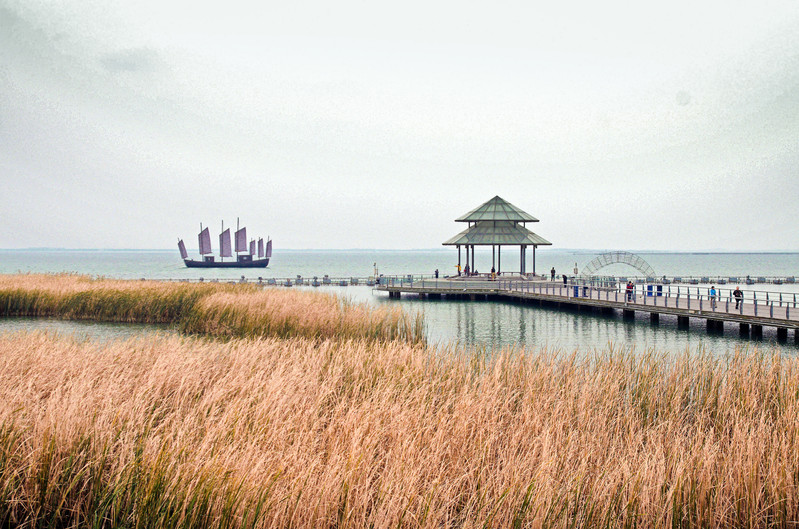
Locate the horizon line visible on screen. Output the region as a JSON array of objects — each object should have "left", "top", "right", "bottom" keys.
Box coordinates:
[{"left": 3, "top": 247, "right": 799, "bottom": 254}]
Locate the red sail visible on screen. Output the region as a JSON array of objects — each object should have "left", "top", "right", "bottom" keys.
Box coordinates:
[
  {"left": 198, "top": 227, "right": 212, "bottom": 255},
  {"left": 177, "top": 239, "right": 188, "bottom": 259},
  {"left": 219, "top": 229, "right": 232, "bottom": 257},
  {"left": 235, "top": 227, "right": 247, "bottom": 253}
]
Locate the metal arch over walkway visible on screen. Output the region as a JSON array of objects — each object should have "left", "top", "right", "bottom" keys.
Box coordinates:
[{"left": 582, "top": 251, "right": 656, "bottom": 277}]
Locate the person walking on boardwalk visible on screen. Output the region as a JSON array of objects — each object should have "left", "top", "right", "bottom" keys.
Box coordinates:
[
  {"left": 733, "top": 286, "right": 743, "bottom": 309},
  {"left": 551, "top": 267, "right": 556, "bottom": 281},
  {"left": 626, "top": 281, "right": 633, "bottom": 302},
  {"left": 562, "top": 274, "right": 567, "bottom": 287},
  {"left": 491, "top": 266, "right": 496, "bottom": 281},
  {"left": 709, "top": 285, "right": 717, "bottom": 309}
]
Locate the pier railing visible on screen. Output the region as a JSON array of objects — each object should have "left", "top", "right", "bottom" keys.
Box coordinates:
[
  {"left": 579, "top": 275, "right": 796, "bottom": 286},
  {"left": 377, "top": 277, "right": 799, "bottom": 323}
]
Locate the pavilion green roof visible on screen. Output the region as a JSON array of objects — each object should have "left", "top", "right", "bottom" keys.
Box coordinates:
[
  {"left": 455, "top": 195, "right": 539, "bottom": 223},
  {"left": 442, "top": 221, "right": 552, "bottom": 246}
]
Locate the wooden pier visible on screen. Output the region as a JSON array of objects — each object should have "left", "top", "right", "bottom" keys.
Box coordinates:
[{"left": 376, "top": 277, "right": 799, "bottom": 341}]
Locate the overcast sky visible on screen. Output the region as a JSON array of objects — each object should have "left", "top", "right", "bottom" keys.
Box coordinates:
[{"left": 1, "top": 0, "right": 798, "bottom": 251}]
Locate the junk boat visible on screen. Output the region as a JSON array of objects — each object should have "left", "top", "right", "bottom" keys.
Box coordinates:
[{"left": 178, "top": 219, "right": 271, "bottom": 268}]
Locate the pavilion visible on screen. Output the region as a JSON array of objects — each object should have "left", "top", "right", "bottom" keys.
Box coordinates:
[{"left": 443, "top": 196, "right": 552, "bottom": 276}]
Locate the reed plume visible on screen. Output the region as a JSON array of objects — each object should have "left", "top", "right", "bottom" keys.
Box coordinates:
[{"left": 1, "top": 332, "right": 797, "bottom": 527}]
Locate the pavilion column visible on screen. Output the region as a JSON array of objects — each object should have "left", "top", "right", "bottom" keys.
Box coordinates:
[
  {"left": 498, "top": 246, "right": 501, "bottom": 274},
  {"left": 471, "top": 245, "right": 475, "bottom": 273},
  {"left": 458, "top": 245, "right": 461, "bottom": 274},
  {"left": 520, "top": 245, "right": 525, "bottom": 275},
  {"left": 532, "top": 245, "right": 536, "bottom": 275},
  {"left": 492, "top": 245, "right": 495, "bottom": 270}
]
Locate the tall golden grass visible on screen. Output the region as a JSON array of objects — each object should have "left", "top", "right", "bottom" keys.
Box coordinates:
[
  {"left": 1, "top": 331, "right": 798, "bottom": 527},
  {"left": 0, "top": 274, "right": 423, "bottom": 343}
]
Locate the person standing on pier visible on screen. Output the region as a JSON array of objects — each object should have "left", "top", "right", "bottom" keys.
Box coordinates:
[
  {"left": 733, "top": 286, "right": 743, "bottom": 309},
  {"left": 562, "top": 274, "right": 567, "bottom": 287},
  {"left": 709, "top": 285, "right": 717, "bottom": 309},
  {"left": 551, "top": 267, "right": 556, "bottom": 281}
]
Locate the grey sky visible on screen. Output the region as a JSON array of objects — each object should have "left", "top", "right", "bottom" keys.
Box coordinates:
[{"left": 1, "top": 0, "right": 798, "bottom": 251}]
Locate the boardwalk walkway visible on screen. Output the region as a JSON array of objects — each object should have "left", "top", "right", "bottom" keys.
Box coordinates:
[{"left": 376, "top": 277, "right": 799, "bottom": 339}]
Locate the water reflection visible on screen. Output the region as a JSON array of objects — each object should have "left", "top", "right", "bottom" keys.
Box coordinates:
[
  {"left": 2, "top": 284, "right": 793, "bottom": 356},
  {"left": 0, "top": 318, "right": 175, "bottom": 342},
  {"left": 373, "top": 290, "right": 798, "bottom": 355}
]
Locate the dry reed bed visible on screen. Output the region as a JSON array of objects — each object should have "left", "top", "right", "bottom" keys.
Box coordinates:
[
  {"left": 1, "top": 332, "right": 798, "bottom": 528},
  {"left": 0, "top": 274, "right": 423, "bottom": 343}
]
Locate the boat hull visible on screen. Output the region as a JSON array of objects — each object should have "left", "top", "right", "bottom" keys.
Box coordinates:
[{"left": 184, "top": 258, "right": 269, "bottom": 268}]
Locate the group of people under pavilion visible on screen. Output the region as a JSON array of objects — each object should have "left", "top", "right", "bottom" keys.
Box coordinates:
[{"left": 443, "top": 196, "right": 551, "bottom": 278}]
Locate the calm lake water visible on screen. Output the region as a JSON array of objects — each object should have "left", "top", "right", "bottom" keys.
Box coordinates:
[{"left": 1, "top": 249, "right": 798, "bottom": 354}]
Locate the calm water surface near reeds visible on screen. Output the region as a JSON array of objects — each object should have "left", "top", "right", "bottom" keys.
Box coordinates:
[
  {"left": 1, "top": 250, "right": 797, "bottom": 354},
  {"left": 0, "top": 318, "right": 175, "bottom": 342}
]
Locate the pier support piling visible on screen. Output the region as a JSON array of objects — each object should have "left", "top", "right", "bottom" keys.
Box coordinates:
[
  {"left": 739, "top": 323, "right": 750, "bottom": 337},
  {"left": 707, "top": 319, "right": 723, "bottom": 334},
  {"left": 650, "top": 313, "right": 659, "bottom": 325},
  {"left": 777, "top": 327, "right": 788, "bottom": 342},
  {"left": 752, "top": 325, "right": 763, "bottom": 338},
  {"left": 623, "top": 309, "right": 635, "bottom": 320},
  {"left": 677, "top": 316, "right": 689, "bottom": 329}
]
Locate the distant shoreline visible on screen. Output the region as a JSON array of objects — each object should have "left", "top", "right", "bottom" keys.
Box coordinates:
[{"left": 3, "top": 248, "right": 799, "bottom": 254}]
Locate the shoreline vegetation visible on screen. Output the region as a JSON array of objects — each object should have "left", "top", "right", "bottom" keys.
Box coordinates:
[
  {"left": 0, "top": 274, "right": 424, "bottom": 343},
  {"left": 1, "top": 274, "right": 799, "bottom": 527}
]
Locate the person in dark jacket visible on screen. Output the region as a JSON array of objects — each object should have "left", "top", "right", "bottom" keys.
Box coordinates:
[{"left": 733, "top": 286, "right": 743, "bottom": 309}]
